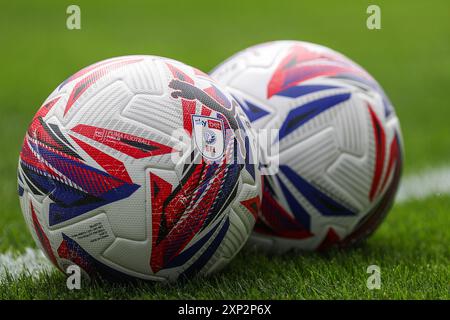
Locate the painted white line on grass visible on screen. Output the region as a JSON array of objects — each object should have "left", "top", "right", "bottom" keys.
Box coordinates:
[
  {"left": 396, "top": 166, "right": 450, "bottom": 203},
  {"left": 0, "top": 247, "right": 52, "bottom": 281},
  {"left": 1, "top": 166, "right": 450, "bottom": 282}
]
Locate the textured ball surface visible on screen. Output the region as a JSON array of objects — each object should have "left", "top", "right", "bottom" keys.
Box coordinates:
[
  {"left": 18, "top": 55, "right": 261, "bottom": 281},
  {"left": 211, "top": 41, "right": 403, "bottom": 252}
]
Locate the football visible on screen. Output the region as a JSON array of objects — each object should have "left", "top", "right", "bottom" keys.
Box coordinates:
[
  {"left": 211, "top": 41, "right": 403, "bottom": 252},
  {"left": 17, "top": 55, "right": 261, "bottom": 281}
]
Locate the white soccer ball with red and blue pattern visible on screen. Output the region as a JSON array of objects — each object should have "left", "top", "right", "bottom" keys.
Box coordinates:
[
  {"left": 18, "top": 55, "right": 261, "bottom": 281},
  {"left": 211, "top": 41, "right": 403, "bottom": 252}
]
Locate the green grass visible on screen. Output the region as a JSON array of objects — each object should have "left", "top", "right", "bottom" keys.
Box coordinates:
[
  {"left": 0, "top": 0, "right": 449, "bottom": 299},
  {"left": 1, "top": 196, "right": 449, "bottom": 299}
]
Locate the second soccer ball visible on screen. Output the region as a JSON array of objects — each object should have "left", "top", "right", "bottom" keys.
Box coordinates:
[{"left": 211, "top": 41, "right": 403, "bottom": 252}]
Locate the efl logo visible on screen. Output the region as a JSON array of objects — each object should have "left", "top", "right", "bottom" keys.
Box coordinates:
[{"left": 192, "top": 115, "right": 225, "bottom": 161}]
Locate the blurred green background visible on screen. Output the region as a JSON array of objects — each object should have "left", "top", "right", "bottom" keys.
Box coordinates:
[
  {"left": 2, "top": 0, "right": 449, "bottom": 179},
  {"left": 0, "top": 0, "right": 449, "bottom": 299}
]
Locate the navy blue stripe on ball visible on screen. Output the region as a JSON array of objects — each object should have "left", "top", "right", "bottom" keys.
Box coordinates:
[
  {"left": 279, "top": 93, "right": 351, "bottom": 140},
  {"left": 280, "top": 165, "right": 356, "bottom": 216}
]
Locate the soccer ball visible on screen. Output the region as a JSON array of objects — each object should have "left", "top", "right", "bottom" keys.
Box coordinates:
[
  {"left": 17, "top": 55, "right": 261, "bottom": 281},
  {"left": 211, "top": 41, "right": 403, "bottom": 252}
]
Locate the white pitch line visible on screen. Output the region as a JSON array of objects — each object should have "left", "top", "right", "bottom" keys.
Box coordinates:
[
  {"left": 1, "top": 166, "right": 450, "bottom": 282},
  {"left": 0, "top": 247, "right": 53, "bottom": 282},
  {"left": 396, "top": 166, "right": 450, "bottom": 203}
]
